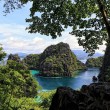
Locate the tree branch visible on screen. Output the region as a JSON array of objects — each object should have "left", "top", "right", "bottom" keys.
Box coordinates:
[{"left": 97, "top": 0, "right": 110, "bottom": 38}]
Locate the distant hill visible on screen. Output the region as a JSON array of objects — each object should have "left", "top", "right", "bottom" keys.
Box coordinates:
[
  {"left": 15, "top": 52, "right": 27, "bottom": 58},
  {"left": 6, "top": 52, "right": 27, "bottom": 59},
  {"left": 72, "top": 50, "right": 103, "bottom": 60},
  {"left": 4, "top": 50, "right": 103, "bottom": 64},
  {"left": 16, "top": 50, "right": 103, "bottom": 60}
]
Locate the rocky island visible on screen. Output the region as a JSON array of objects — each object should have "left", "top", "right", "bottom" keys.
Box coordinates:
[
  {"left": 86, "top": 56, "right": 103, "bottom": 67},
  {"left": 39, "top": 42, "right": 86, "bottom": 77}
]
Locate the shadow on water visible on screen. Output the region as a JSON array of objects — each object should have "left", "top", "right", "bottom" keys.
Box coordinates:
[{"left": 31, "top": 68, "right": 99, "bottom": 91}]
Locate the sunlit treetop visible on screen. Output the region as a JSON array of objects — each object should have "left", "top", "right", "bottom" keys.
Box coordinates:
[{"left": 2, "top": 0, "right": 110, "bottom": 54}]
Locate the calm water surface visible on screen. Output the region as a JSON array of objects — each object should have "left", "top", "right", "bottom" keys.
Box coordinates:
[{"left": 31, "top": 68, "right": 99, "bottom": 91}]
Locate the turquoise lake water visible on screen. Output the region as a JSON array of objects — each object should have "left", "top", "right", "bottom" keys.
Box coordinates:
[
  {"left": 30, "top": 68, "right": 99, "bottom": 91},
  {"left": 30, "top": 70, "right": 40, "bottom": 75}
]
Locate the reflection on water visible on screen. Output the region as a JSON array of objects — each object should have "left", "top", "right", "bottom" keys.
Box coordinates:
[{"left": 31, "top": 68, "right": 99, "bottom": 91}]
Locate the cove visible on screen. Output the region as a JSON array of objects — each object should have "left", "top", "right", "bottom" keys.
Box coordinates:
[{"left": 31, "top": 68, "right": 99, "bottom": 91}]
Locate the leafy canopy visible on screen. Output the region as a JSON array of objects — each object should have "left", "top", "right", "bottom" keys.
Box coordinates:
[
  {"left": 0, "top": 63, "right": 40, "bottom": 109},
  {"left": 2, "top": 0, "right": 110, "bottom": 54},
  {"left": 0, "top": 44, "right": 6, "bottom": 61}
]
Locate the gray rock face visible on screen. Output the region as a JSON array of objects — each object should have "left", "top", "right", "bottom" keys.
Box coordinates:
[{"left": 49, "top": 83, "right": 110, "bottom": 110}]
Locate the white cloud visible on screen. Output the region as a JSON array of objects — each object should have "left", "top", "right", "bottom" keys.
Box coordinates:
[
  {"left": 96, "top": 42, "right": 106, "bottom": 54},
  {"left": 1, "top": 37, "right": 45, "bottom": 53},
  {"left": 62, "top": 32, "right": 83, "bottom": 50},
  {"left": 0, "top": 23, "right": 106, "bottom": 54}
]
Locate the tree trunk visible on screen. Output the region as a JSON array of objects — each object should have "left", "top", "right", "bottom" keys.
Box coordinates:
[
  {"left": 97, "top": 0, "right": 110, "bottom": 81},
  {"left": 98, "top": 42, "right": 110, "bottom": 81}
]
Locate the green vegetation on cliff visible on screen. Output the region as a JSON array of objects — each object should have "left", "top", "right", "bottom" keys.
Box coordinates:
[
  {"left": 86, "top": 56, "right": 103, "bottom": 67},
  {"left": 39, "top": 42, "right": 86, "bottom": 77},
  {"left": 23, "top": 54, "right": 40, "bottom": 70}
]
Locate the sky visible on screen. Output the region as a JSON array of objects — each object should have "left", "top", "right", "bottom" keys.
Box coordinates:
[{"left": 0, "top": 2, "right": 106, "bottom": 54}]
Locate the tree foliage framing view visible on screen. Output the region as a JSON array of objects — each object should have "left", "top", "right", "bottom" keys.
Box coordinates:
[{"left": 2, "top": 0, "right": 110, "bottom": 81}]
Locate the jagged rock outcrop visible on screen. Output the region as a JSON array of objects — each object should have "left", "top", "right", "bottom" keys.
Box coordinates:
[
  {"left": 39, "top": 42, "right": 86, "bottom": 77},
  {"left": 8, "top": 54, "right": 21, "bottom": 62},
  {"left": 49, "top": 83, "right": 110, "bottom": 110},
  {"left": 86, "top": 56, "right": 103, "bottom": 67}
]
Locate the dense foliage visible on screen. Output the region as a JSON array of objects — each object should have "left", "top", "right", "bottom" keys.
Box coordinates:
[
  {"left": 38, "top": 42, "right": 86, "bottom": 77},
  {"left": 0, "top": 63, "right": 55, "bottom": 109},
  {"left": 37, "top": 90, "right": 56, "bottom": 110},
  {"left": 86, "top": 56, "right": 103, "bottom": 67},
  {"left": 23, "top": 54, "right": 40, "bottom": 70},
  {"left": 0, "top": 52, "right": 42, "bottom": 109},
  {"left": 0, "top": 65, "right": 40, "bottom": 109},
  {"left": 7, "top": 60, "right": 28, "bottom": 71}
]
